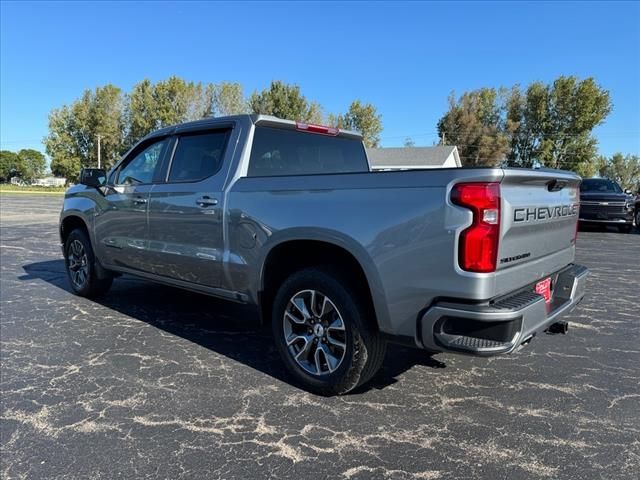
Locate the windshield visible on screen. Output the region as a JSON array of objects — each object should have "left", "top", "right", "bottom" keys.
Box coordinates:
[{"left": 580, "top": 179, "right": 623, "bottom": 194}]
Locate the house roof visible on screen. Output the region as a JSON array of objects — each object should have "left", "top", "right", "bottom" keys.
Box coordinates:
[{"left": 366, "top": 146, "right": 459, "bottom": 168}]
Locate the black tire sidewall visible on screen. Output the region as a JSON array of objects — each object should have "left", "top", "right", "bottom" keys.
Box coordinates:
[
  {"left": 64, "top": 229, "right": 96, "bottom": 296},
  {"left": 272, "top": 268, "right": 370, "bottom": 395}
]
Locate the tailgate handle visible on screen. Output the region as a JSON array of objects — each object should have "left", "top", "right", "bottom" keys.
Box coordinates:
[{"left": 547, "top": 179, "right": 568, "bottom": 192}]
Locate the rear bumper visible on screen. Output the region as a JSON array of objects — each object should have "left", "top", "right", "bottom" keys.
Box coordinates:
[{"left": 420, "top": 264, "right": 589, "bottom": 355}]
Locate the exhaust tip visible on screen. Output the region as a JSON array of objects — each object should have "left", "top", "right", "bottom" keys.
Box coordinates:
[{"left": 546, "top": 321, "right": 569, "bottom": 335}]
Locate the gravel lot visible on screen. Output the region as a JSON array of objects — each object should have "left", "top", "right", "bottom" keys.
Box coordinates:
[{"left": 1, "top": 194, "right": 639, "bottom": 480}]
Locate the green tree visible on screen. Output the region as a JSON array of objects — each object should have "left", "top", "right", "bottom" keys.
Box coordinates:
[
  {"left": 124, "top": 79, "right": 156, "bottom": 149},
  {"left": 45, "top": 84, "right": 124, "bottom": 179},
  {"left": 337, "top": 101, "right": 383, "bottom": 148},
  {"left": 125, "top": 77, "right": 214, "bottom": 148},
  {"left": 328, "top": 101, "right": 383, "bottom": 148},
  {"left": 46, "top": 105, "right": 83, "bottom": 180},
  {"left": 506, "top": 76, "right": 611, "bottom": 171},
  {"left": 403, "top": 137, "right": 415, "bottom": 147},
  {"left": 248, "top": 81, "right": 323, "bottom": 123},
  {"left": 17, "top": 149, "right": 46, "bottom": 181},
  {"left": 506, "top": 83, "right": 547, "bottom": 168},
  {"left": 437, "top": 88, "right": 511, "bottom": 166},
  {"left": 598, "top": 153, "right": 640, "bottom": 191},
  {"left": 50, "top": 155, "right": 82, "bottom": 182},
  {"left": 0, "top": 150, "right": 22, "bottom": 182},
  {"left": 213, "top": 82, "right": 247, "bottom": 116}
]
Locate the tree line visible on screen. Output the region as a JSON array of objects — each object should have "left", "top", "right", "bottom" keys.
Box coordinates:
[
  {"left": 436, "top": 75, "right": 639, "bottom": 190},
  {"left": 42, "top": 78, "right": 383, "bottom": 180},
  {"left": 3, "top": 74, "right": 637, "bottom": 190},
  {"left": 438, "top": 76, "right": 612, "bottom": 174},
  {"left": 0, "top": 149, "right": 46, "bottom": 183}
]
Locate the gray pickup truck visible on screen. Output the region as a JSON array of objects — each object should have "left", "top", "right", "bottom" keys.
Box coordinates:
[{"left": 60, "top": 114, "right": 588, "bottom": 394}]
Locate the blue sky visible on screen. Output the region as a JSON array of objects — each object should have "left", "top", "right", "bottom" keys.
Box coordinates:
[{"left": 1, "top": 0, "right": 639, "bottom": 160}]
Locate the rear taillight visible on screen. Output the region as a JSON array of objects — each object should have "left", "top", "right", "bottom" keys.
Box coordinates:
[
  {"left": 451, "top": 182, "right": 501, "bottom": 273},
  {"left": 295, "top": 122, "right": 339, "bottom": 136}
]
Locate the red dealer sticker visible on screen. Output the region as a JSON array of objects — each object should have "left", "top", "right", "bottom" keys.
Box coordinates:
[{"left": 535, "top": 277, "right": 552, "bottom": 304}]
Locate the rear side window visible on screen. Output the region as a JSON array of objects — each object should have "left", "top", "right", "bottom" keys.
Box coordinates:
[
  {"left": 248, "top": 127, "right": 368, "bottom": 177},
  {"left": 168, "top": 130, "right": 230, "bottom": 183}
]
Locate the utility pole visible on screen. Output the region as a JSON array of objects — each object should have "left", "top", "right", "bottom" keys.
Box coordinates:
[
  {"left": 97, "top": 134, "right": 101, "bottom": 169},
  {"left": 442, "top": 132, "right": 446, "bottom": 145}
]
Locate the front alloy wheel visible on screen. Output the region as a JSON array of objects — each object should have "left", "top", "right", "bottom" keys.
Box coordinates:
[
  {"left": 283, "top": 289, "right": 347, "bottom": 376},
  {"left": 64, "top": 228, "right": 113, "bottom": 298},
  {"left": 68, "top": 239, "right": 89, "bottom": 289}
]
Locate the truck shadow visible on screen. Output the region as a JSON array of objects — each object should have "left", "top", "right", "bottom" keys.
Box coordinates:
[{"left": 21, "top": 259, "right": 447, "bottom": 395}]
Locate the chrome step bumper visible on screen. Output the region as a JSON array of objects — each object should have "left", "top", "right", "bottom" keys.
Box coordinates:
[{"left": 420, "top": 264, "right": 589, "bottom": 355}]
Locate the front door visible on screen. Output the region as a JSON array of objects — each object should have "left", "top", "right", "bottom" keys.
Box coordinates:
[
  {"left": 94, "top": 137, "right": 170, "bottom": 272},
  {"left": 146, "top": 129, "right": 231, "bottom": 287}
]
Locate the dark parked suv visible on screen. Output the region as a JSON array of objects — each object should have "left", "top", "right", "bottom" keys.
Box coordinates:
[{"left": 579, "top": 178, "right": 635, "bottom": 233}]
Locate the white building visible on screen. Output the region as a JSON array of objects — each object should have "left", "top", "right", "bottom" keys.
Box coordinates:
[
  {"left": 32, "top": 176, "right": 67, "bottom": 187},
  {"left": 366, "top": 146, "right": 462, "bottom": 170}
]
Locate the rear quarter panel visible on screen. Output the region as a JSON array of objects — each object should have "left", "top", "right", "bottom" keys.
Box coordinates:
[{"left": 225, "top": 168, "right": 503, "bottom": 339}]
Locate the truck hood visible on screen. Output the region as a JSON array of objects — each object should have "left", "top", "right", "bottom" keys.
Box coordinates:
[{"left": 580, "top": 192, "right": 631, "bottom": 203}]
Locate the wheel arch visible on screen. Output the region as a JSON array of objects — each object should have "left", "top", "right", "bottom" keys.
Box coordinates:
[
  {"left": 60, "top": 211, "right": 111, "bottom": 280},
  {"left": 257, "top": 231, "right": 391, "bottom": 333},
  {"left": 60, "top": 214, "right": 91, "bottom": 245}
]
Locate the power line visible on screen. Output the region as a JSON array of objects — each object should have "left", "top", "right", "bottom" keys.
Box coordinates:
[{"left": 381, "top": 131, "right": 640, "bottom": 141}]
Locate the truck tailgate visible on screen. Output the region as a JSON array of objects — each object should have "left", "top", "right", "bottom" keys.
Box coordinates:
[{"left": 498, "top": 169, "right": 580, "bottom": 272}]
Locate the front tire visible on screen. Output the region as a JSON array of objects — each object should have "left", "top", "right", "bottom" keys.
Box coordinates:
[
  {"left": 619, "top": 224, "right": 633, "bottom": 234},
  {"left": 64, "top": 229, "right": 113, "bottom": 298},
  {"left": 272, "top": 267, "right": 386, "bottom": 395}
]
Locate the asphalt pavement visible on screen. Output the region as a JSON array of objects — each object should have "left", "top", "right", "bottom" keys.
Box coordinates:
[{"left": 1, "top": 194, "right": 639, "bottom": 479}]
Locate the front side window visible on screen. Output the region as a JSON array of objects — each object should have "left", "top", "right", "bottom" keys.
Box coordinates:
[
  {"left": 117, "top": 138, "right": 169, "bottom": 185},
  {"left": 168, "top": 130, "right": 230, "bottom": 183},
  {"left": 247, "top": 127, "right": 368, "bottom": 177}
]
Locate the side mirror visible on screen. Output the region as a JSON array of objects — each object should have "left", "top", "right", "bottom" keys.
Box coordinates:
[
  {"left": 624, "top": 189, "right": 632, "bottom": 195},
  {"left": 79, "top": 168, "right": 106, "bottom": 188}
]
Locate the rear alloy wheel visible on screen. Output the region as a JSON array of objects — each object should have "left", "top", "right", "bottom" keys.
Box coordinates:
[
  {"left": 272, "top": 267, "right": 386, "bottom": 395},
  {"left": 283, "top": 289, "right": 347, "bottom": 376}
]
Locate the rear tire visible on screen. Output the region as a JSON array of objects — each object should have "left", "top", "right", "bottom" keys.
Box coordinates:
[
  {"left": 64, "top": 229, "right": 113, "bottom": 298},
  {"left": 272, "top": 267, "right": 386, "bottom": 395}
]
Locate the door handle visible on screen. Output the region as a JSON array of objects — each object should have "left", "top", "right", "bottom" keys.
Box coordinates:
[
  {"left": 196, "top": 196, "right": 218, "bottom": 207},
  {"left": 133, "top": 197, "right": 147, "bottom": 205}
]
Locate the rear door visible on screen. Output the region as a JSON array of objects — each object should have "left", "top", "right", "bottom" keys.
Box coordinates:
[
  {"left": 94, "top": 137, "right": 170, "bottom": 272},
  {"left": 498, "top": 169, "right": 581, "bottom": 271},
  {"left": 146, "top": 127, "right": 233, "bottom": 287}
]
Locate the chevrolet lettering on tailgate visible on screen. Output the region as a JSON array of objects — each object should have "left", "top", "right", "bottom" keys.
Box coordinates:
[{"left": 513, "top": 204, "right": 579, "bottom": 223}]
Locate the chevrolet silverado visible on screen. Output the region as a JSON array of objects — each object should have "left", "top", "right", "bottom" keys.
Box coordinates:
[{"left": 60, "top": 114, "right": 589, "bottom": 394}]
